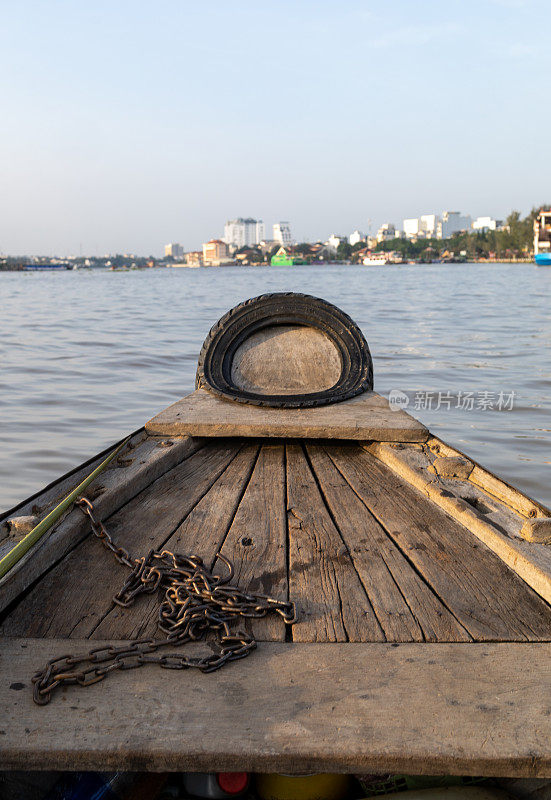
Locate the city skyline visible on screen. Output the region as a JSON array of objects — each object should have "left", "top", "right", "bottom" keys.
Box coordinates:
[
  {"left": 1, "top": 0, "right": 550, "bottom": 256},
  {"left": 2, "top": 202, "right": 544, "bottom": 263},
  {"left": 163, "top": 209, "right": 514, "bottom": 261},
  {"left": 1, "top": 203, "right": 537, "bottom": 259}
]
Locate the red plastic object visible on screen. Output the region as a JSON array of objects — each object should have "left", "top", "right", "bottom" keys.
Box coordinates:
[{"left": 216, "top": 772, "right": 249, "bottom": 795}]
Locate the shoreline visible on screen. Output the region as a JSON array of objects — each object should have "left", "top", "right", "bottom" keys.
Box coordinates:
[{"left": 0, "top": 258, "right": 537, "bottom": 272}]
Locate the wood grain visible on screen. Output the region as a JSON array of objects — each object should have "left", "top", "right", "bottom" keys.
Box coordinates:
[
  {"left": 286, "top": 443, "right": 384, "bottom": 643},
  {"left": 231, "top": 325, "right": 341, "bottom": 394},
  {"left": 94, "top": 443, "right": 260, "bottom": 640},
  {"left": 145, "top": 388, "right": 428, "bottom": 442},
  {"left": 218, "top": 444, "right": 288, "bottom": 641},
  {"left": 327, "top": 445, "right": 551, "bottom": 641},
  {"left": 306, "top": 444, "right": 470, "bottom": 642},
  {"left": 2, "top": 638, "right": 551, "bottom": 777},
  {"left": 1, "top": 442, "right": 242, "bottom": 639},
  {"left": 366, "top": 440, "right": 551, "bottom": 604},
  {"left": 0, "top": 435, "right": 203, "bottom": 614},
  {"left": 0, "top": 430, "right": 145, "bottom": 534}
]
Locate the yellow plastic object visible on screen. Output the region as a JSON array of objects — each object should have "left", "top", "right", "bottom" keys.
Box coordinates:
[{"left": 255, "top": 773, "right": 352, "bottom": 800}]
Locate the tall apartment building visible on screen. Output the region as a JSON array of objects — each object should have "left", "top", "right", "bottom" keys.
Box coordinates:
[
  {"left": 420, "top": 214, "right": 438, "bottom": 237},
  {"left": 376, "top": 223, "right": 396, "bottom": 243},
  {"left": 164, "top": 243, "right": 184, "bottom": 259},
  {"left": 273, "top": 221, "right": 292, "bottom": 246},
  {"left": 437, "top": 212, "right": 472, "bottom": 239},
  {"left": 224, "top": 218, "right": 265, "bottom": 248},
  {"left": 403, "top": 218, "right": 421, "bottom": 239},
  {"left": 403, "top": 215, "right": 440, "bottom": 239}
]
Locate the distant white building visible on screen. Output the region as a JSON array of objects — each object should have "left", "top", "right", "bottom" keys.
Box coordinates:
[
  {"left": 273, "top": 221, "right": 293, "bottom": 246},
  {"left": 349, "top": 230, "right": 365, "bottom": 246},
  {"left": 224, "top": 218, "right": 265, "bottom": 248},
  {"left": 164, "top": 243, "right": 184, "bottom": 259},
  {"left": 376, "top": 223, "right": 396, "bottom": 243},
  {"left": 472, "top": 216, "right": 502, "bottom": 232},
  {"left": 327, "top": 234, "right": 346, "bottom": 252},
  {"left": 403, "top": 218, "right": 421, "bottom": 239},
  {"left": 437, "top": 212, "right": 472, "bottom": 239},
  {"left": 420, "top": 214, "right": 439, "bottom": 238}
]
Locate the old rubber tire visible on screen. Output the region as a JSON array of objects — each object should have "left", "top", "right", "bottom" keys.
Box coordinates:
[{"left": 195, "top": 293, "right": 373, "bottom": 408}]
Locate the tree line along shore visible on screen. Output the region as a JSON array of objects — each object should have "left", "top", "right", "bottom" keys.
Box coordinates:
[{"left": 327, "top": 207, "right": 540, "bottom": 264}]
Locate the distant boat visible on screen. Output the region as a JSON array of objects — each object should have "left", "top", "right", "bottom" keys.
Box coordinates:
[
  {"left": 534, "top": 209, "right": 551, "bottom": 264},
  {"left": 271, "top": 247, "right": 307, "bottom": 266},
  {"left": 362, "top": 253, "right": 387, "bottom": 266}
]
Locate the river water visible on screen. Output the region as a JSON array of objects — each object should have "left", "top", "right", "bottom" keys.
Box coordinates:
[{"left": 1, "top": 263, "right": 550, "bottom": 512}]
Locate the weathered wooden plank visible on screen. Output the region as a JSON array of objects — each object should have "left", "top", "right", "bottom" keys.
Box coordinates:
[
  {"left": 94, "top": 443, "right": 260, "bottom": 640},
  {"left": 286, "top": 444, "right": 384, "bottom": 643},
  {"left": 2, "top": 638, "right": 551, "bottom": 777},
  {"left": 306, "top": 444, "right": 470, "bottom": 642},
  {"left": 522, "top": 518, "right": 551, "bottom": 545},
  {"left": 0, "top": 431, "right": 145, "bottom": 532},
  {"left": 327, "top": 446, "right": 551, "bottom": 642},
  {"left": 231, "top": 324, "right": 342, "bottom": 394},
  {"left": 1, "top": 442, "right": 242, "bottom": 639},
  {"left": 426, "top": 435, "right": 551, "bottom": 518},
  {"left": 0, "top": 435, "right": 204, "bottom": 615},
  {"left": 218, "top": 444, "right": 287, "bottom": 642},
  {"left": 0, "top": 432, "right": 148, "bottom": 559},
  {"left": 367, "top": 440, "right": 551, "bottom": 603},
  {"left": 146, "top": 388, "right": 429, "bottom": 442}
]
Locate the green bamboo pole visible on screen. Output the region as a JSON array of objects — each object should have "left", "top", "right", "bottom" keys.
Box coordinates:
[{"left": 0, "top": 437, "right": 131, "bottom": 580}]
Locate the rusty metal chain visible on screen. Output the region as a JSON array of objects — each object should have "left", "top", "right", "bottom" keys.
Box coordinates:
[{"left": 32, "top": 497, "right": 296, "bottom": 705}]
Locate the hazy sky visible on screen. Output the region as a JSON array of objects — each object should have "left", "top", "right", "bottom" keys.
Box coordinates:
[{"left": 2, "top": 0, "right": 550, "bottom": 256}]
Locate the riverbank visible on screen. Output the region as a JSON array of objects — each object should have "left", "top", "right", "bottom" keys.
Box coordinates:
[{"left": 0, "top": 257, "right": 536, "bottom": 271}]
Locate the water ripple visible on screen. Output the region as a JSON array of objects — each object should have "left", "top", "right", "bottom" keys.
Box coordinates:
[{"left": 1, "top": 263, "right": 550, "bottom": 511}]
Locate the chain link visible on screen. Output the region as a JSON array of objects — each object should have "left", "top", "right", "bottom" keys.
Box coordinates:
[{"left": 32, "top": 497, "right": 296, "bottom": 705}]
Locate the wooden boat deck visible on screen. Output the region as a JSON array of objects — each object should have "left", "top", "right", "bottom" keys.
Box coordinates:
[
  {"left": 3, "top": 438, "right": 551, "bottom": 644},
  {"left": 2, "top": 435, "right": 551, "bottom": 776},
  {"left": 3, "top": 295, "right": 551, "bottom": 778}
]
